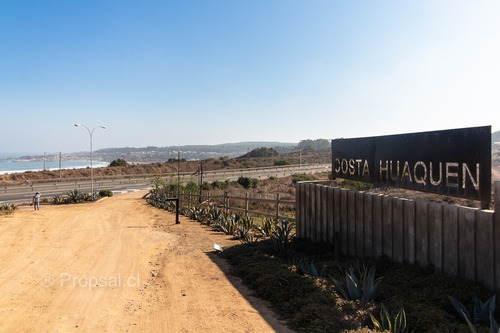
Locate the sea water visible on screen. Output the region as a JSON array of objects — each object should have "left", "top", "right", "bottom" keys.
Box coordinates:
[{"left": 0, "top": 158, "right": 109, "bottom": 175}]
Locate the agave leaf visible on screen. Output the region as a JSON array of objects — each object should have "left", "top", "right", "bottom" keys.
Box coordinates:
[
  {"left": 310, "top": 261, "right": 318, "bottom": 277},
  {"left": 380, "top": 303, "right": 391, "bottom": 331},
  {"left": 346, "top": 271, "right": 361, "bottom": 300},
  {"left": 449, "top": 295, "right": 472, "bottom": 324},
  {"left": 369, "top": 312, "right": 383, "bottom": 331},
  {"left": 462, "top": 309, "right": 478, "bottom": 333},
  {"left": 331, "top": 277, "right": 350, "bottom": 300},
  {"left": 363, "top": 266, "right": 382, "bottom": 300},
  {"left": 490, "top": 312, "right": 499, "bottom": 333},
  {"left": 319, "top": 264, "right": 327, "bottom": 278}
]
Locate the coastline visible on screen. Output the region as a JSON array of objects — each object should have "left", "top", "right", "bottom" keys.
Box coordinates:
[{"left": 0, "top": 160, "right": 109, "bottom": 175}]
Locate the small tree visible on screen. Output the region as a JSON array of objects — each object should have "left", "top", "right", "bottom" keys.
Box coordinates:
[{"left": 109, "top": 158, "right": 128, "bottom": 167}]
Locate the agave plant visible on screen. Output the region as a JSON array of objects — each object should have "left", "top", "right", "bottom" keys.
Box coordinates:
[
  {"left": 331, "top": 261, "right": 382, "bottom": 301},
  {"left": 81, "top": 192, "right": 98, "bottom": 202},
  {"left": 215, "top": 214, "right": 239, "bottom": 235},
  {"left": 52, "top": 195, "right": 64, "bottom": 204},
  {"left": 66, "top": 189, "right": 82, "bottom": 203},
  {"left": 271, "top": 219, "right": 295, "bottom": 258},
  {"left": 206, "top": 207, "right": 223, "bottom": 226},
  {"left": 1, "top": 203, "right": 17, "bottom": 212},
  {"left": 370, "top": 303, "right": 410, "bottom": 333},
  {"left": 461, "top": 310, "right": 499, "bottom": 333},
  {"left": 294, "top": 257, "right": 326, "bottom": 278},
  {"left": 447, "top": 294, "right": 496, "bottom": 327},
  {"left": 257, "top": 217, "right": 274, "bottom": 237}
]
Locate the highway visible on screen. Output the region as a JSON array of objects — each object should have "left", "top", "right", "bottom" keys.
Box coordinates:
[{"left": 0, "top": 163, "right": 331, "bottom": 204}]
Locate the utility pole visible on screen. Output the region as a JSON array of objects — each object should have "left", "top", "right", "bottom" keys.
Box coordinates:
[
  {"left": 43, "top": 152, "right": 46, "bottom": 171},
  {"left": 177, "top": 151, "right": 180, "bottom": 199},
  {"left": 59, "top": 152, "right": 62, "bottom": 178},
  {"left": 199, "top": 162, "right": 203, "bottom": 203}
]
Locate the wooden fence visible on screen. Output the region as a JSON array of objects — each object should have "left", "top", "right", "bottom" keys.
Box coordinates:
[
  {"left": 171, "top": 190, "right": 296, "bottom": 221},
  {"left": 296, "top": 181, "right": 500, "bottom": 296}
]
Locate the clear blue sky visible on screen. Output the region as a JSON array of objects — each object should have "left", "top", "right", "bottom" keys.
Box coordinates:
[{"left": 1, "top": 1, "right": 499, "bottom": 155}]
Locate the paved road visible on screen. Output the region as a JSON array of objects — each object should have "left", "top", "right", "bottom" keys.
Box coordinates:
[{"left": 0, "top": 163, "right": 330, "bottom": 204}]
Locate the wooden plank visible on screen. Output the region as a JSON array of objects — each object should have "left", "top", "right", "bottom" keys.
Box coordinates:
[
  {"left": 305, "top": 183, "right": 311, "bottom": 240},
  {"left": 333, "top": 187, "right": 341, "bottom": 247},
  {"left": 355, "top": 191, "right": 364, "bottom": 257},
  {"left": 347, "top": 190, "right": 356, "bottom": 256},
  {"left": 372, "top": 194, "right": 383, "bottom": 257},
  {"left": 296, "top": 183, "right": 302, "bottom": 238},
  {"left": 392, "top": 197, "right": 404, "bottom": 263},
  {"left": 382, "top": 195, "right": 393, "bottom": 259},
  {"left": 428, "top": 202, "right": 443, "bottom": 274},
  {"left": 415, "top": 200, "right": 429, "bottom": 267},
  {"left": 315, "top": 185, "right": 322, "bottom": 242},
  {"left": 300, "top": 183, "right": 306, "bottom": 238},
  {"left": 442, "top": 205, "right": 459, "bottom": 276},
  {"left": 327, "top": 187, "right": 334, "bottom": 243},
  {"left": 364, "top": 193, "right": 373, "bottom": 257},
  {"left": 322, "top": 186, "right": 328, "bottom": 243},
  {"left": 475, "top": 210, "right": 495, "bottom": 291},
  {"left": 340, "top": 189, "right": 348, "bottom": 255},
  {"left": 310, "top": 183, "right": 316, "bottom": 242},
  {"left": 458, "top": 207, "right": 476, "bottom": 281},
  {"left": 403, "top": 199, "right": 416, "bottom": 263},
  {"left": 494, "top": 182, "right": 500, "bottom": 297}
]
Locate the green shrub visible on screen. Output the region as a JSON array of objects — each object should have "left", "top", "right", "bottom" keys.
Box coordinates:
[
  {"left": 99, "top": 190, "right": 114, "bottom": 197},
  {"left": 211, "top": 180, "right": 228, "bottom": 189},
  {"left": 291, "top": 173, "right": 314, "bottom": 184},
  {"left": 109, "top": 158, "right": 128, "bottom": 167},
  {"left": 341, "top": 179, "right": 374, "bottom": 191},
  {"left": 237, "top": 177, "right": 259, "bottom": 189},
  {"left": 274, "top": 159, "right": 291, "bottom": 166}
]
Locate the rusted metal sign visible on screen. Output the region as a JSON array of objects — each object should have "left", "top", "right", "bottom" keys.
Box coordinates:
[{"left": 332, "top": 126, "right": 491, "bottom": 204}]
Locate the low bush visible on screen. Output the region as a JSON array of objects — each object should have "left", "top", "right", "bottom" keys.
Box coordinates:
[
  {"left": 274, "top": 159, "right": 291, "bottom": 166},
  {"left": 291, "top": 173, "right": 314, "bottom": 184},
  {"left": 237, "top": 177, "right": 259, "bottom": 189},
  {"left": 99, "top": 189, "right": 114, "bottom": 197}
]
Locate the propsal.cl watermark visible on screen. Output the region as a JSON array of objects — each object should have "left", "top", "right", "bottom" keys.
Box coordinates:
[{"left": 42, "top": 273, "right": 140, "bottom": 290}]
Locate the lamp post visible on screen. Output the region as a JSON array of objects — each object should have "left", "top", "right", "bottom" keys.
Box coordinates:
[{"left": 74, "top": 123, "right": 106, "bottom": 195}]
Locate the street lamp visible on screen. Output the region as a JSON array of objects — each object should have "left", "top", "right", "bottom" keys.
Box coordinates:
[{"left": 74, "top": 123, "right": 106, "bottom": 196}]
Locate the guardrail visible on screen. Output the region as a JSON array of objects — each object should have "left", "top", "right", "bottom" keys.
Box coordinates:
[{"left": 0, "top": 163, "right": 331, "bottom": 197}]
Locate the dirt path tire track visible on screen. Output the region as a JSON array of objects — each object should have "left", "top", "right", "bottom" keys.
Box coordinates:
[{"left": 0, "top": 191, "right": 292, "bottom": 333}]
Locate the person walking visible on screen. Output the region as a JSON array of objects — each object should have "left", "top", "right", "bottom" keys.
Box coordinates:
[{"left": 33, "top": 192, "right": 41, "bottom": 210}]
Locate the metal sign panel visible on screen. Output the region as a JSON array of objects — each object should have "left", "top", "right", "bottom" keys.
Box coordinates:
[{"left": 332, "top": 126, "right": 491, "bottom": 203}]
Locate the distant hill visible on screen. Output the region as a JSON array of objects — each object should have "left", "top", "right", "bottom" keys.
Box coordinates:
[
  {"left": 90, "top": 142, "right": 298, "bottom": 162},
  {"left": 493, "top": 130, "right": 500, "bottom": 143}
]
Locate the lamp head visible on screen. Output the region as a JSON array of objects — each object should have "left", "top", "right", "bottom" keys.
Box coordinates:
[
  {"left": 100, "top": 125, "right": 107, "bottom": 129},
  {"left": 74, "top": 123, "right": 80, "bottom": 127}
]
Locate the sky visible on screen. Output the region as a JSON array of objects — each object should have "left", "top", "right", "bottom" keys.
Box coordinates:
[{"left": 1, "top": 1, "right": 499, "bottom": 155}]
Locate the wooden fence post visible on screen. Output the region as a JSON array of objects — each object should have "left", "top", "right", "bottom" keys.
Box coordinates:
[
  {"left": 245, "top": 192, "right": 249, "bottom": 219},
  {"left": 276, "top": 192, "right": 280, "bottom": 221},
  {"left": 494, "top": 181, "right": 500, "bottom": 297}
]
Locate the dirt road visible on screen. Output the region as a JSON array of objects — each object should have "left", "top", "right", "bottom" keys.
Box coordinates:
[{"left": 0, "top": 191, "right": 292, "bottom": 333}]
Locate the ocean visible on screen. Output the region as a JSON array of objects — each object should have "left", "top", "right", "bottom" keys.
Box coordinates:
[{"left": 0, "top": 159, "right": 109, "bottom": 175}]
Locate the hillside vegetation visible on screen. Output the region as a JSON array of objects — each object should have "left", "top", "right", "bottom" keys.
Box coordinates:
[{"left": 0, "top": 149, "right": 331, "bottom": 185}]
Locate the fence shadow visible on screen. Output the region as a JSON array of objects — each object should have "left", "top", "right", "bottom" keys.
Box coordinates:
[{"left": 203, "top": 249, "right": 295, "bottom": 333}]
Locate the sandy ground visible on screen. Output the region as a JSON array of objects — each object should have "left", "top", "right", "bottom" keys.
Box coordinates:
[{"left": 0, "top": 191, "right": 293, "bottom": 333}]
